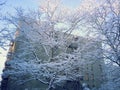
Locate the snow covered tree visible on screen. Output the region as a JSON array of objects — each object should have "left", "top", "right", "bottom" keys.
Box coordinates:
[
  {"left": 89, "top": 0, "right": 120, "bottom": 67},
  {"left": 1, "top": 0, "right": 104, "bottom": 90},
  {"left": 0, "top": 0, "right": 14, "bottom": 52},
  {"left": 85, "top": 0, "right": 120, "bottom": 89}
]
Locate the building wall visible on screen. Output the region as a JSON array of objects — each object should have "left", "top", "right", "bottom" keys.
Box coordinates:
[
  {"left": 66, "top": 37, "right": 104, "bottom": 89},
  {"left": 1, "top": 32, "right": 104, "bottom": 89}
]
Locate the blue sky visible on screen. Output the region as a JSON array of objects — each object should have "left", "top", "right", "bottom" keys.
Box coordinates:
[
  {"left": 1, "top": 0, "right": 39, "bottom": 14},
  {"left": 62, "top": 0, "right": 81, "bottom": 8},
  {"left": 7, "top": 0, "right": 39, "bottom": 9},
  {"left": 3, "top": 0, "right": 81, "bottom": 13},
  {"left": 6, "top": 0, "right": 81, "bottom": 8}
]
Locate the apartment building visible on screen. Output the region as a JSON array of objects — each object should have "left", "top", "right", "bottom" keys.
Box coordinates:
[{"left": 1, "top": 23, "right": 104, "bottom": 90}]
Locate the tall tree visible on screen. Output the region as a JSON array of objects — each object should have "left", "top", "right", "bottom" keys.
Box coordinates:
[
  {"left": 2, "top": 0, "right": 102, "bottom": 89},
  {"left": 89, "top": 0, "right": 120, "bottom": 67},
  {"left": 87, "top": 0, "right": 120, "bottom": 89}
]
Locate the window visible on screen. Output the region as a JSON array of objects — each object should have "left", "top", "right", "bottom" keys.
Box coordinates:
[
  {"left": 85, "top": 73, "right": 89, "bottom": 81},
  {"left": 92, "top": 84, "right": 95, "bottom": 88},
  {"left": 68, "top": 43, "right": 78, "bottom": 50},
  {"left": 91, "top": 74, "right": 94, "bottom": 80},
  {"left": 91, "top": 64, "right": 93, "bottom": 71},
  {"left": 99, "top": 64, "right": 102, "bottom": 71},
  {"left": 74, "top": 37, "right": 79, "bottom": 41},
  {"left": 86, "top": 64, "right": 89, "bottom": 70},
  {"left": 67, "top": 43, "right": 78, "bottom": 53}
]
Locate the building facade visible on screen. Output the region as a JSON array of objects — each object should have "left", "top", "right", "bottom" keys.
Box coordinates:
[{"left": 1, "top": 29, "right": 104, "bottom": 90}]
